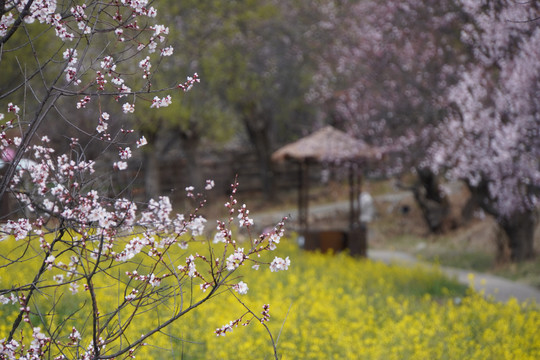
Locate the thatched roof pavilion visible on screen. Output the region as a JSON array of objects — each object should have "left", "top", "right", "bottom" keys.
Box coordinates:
[
  {"left": 271, "top": 126, "right": 377, "bottom": 163},
  {"left": 272, "top": 126, "right": 379, "bottom": 255}
]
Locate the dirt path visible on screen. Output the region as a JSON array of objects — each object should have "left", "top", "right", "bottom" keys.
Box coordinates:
[
  {"left": 251, "top": 191, "right": 413, "bottom": 228},
  {"left": 368, "top": 249, "right": 540, "bottom": 304}
]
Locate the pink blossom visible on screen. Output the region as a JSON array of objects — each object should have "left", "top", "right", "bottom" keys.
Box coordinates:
[
  {"left": 150, "top": 95, "right": 172, "bottom": 108},
  {"left": 148, "top": 273, "right": 161, "bottom": 287},
  {"left": 178, "top": 255, "right": 198, "bottom": 277},
  {"left": 226, "top": 248, "right": 245, "bottom": 271},
  {"left": 45, "top": 255, "right": 56, "bottom": 269},
  {"left": 187, "top": 216, "right": 206, "bottom": 236},
  {"left": 119, "top": 147, "right": 132, "bottom": 160},
  {"left": 0, "top": 13, "right": 15, "bottom": 37},
  {"left": 2, "top": 218, "right": 32, "bottom": 241},
  {"left": 125, "top": 290, "right": 138, "bottom": 302},
  {"left": 62, "top": 48, "right": 78, "bottom": 66},
  {"left": 138, "top": 56, "right": 152, "bottom": 78},
  {"left": 136, "top": 136, "right": 148, "bottom": 148},
  {"left": 69, "top": 327, "right": 82, "bottom": 344},
  {"left": 69, "top": 282, "right": 79, "bottom": 294},
  {"left": 96, "top": 113, "right": 109, "bottom": 133},
  {"left": 160, "top": 46, "right": 174, "bottom": 56},
  {"left": 205, "top": 179, "right": 215, "bottom": 190},
  {"left": 122, "top": 102, "right": 135, "bottom": 113},
  {"left": 213, "top": 230, "right": 228, "bottom": 243},
  {"left": 268, "top": 233, "right": 281, "bottom": 251},
  {"left": 100, "top": 56, "right": 116, "bottom": 72},
  {"left": 178, "top": 73, "right": 200, "bottom": 92},
  {"left": 233, "top": 281, "right": 249, "bottom": 295},
  {"left": 117, "top": 236, "right": 149, "bottom": 262},
  {"left": 7, "top": 103, "right": 20, "bottom": 114},
  {"left": 269, "top": 256, "right": 290, "bottom": 272},
  {"left": 77, "top": 96, "right": 91, "bottom": 109}
]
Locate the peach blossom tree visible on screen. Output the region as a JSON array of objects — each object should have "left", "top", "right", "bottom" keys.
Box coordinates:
[
  {"left": 429, "top": 0, "right": 540, "bottom": 261},
  {"left": 0, "top": 1, "right": 288, "bottom": 358}
]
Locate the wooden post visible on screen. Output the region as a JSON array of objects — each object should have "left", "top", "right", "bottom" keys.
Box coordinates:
[
  {"left": 348, "top": 162, "right": 361, "bottom": 230},
  {"left": 298, "top": 160, "right": 309, "bottom": 234},
  {"left": 348, "top": 162, "right": 366, "bottom": 256}
]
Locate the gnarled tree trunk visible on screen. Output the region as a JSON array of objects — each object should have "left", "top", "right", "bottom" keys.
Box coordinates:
[
  {"left": 413, "top": 167, "right": 451, "bottom": 233},
  {"left": 499, "top": 211, "right": 536, "bottom": 262},
  {"left": 468, "top": 180, "right": 537, "bottom": 262}
]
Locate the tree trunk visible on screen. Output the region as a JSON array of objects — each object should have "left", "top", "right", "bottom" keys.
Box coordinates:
[
  {"left": 143, "top": 146, "right": 161, "bottom": 201},
  {"left": 179, "top": 128, "right": 203, "bottom": 189},
  {"left": 499, "top": 211, "right": 536, "bottom": 262},
  {"left": 243, "top": 112, "right": 274, "bottom": 198},
  {"left": 467, "top": 180, "right": 537, "bottom": 262},
  {"left": 413, "top": 167, "right": 451, "bottom": 233}
]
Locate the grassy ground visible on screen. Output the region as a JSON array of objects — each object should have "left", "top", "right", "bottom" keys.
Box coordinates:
[{"left": 367, "top": 181, "right": 540, "bottom": 289}]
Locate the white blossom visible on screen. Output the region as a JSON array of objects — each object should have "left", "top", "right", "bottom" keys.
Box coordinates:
[
  {"left": 136, "top": 136, "right": 148, "bottom": 148},
  {"left": 270, "top": 256, "right": 290, "bottom": 272},
  {"left": 233, "top": 281, "right": 249, "bottom": 295},
  {"left": 205, "top": 179, "right": 215, "bottom": 190},
  {"left": 187, "top": 216, "right": 206, "bottom": 236},
  {"left": 160, "top": 46, "right": 174, "bottom": 56},
  {"left": 122, "top": 102, "right": 135, "bottom": 113},
  {"left": 226, "top": 248, "right": 245, "bottom": 271}
]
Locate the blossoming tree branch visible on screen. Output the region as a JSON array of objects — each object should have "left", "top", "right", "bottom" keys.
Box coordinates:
[{"left": 0, "top": 0, "right": 289, "bottom": 358}]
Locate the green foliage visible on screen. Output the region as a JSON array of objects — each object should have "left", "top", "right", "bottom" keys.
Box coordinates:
[
  {"left": 167, "top": 0, "right": 317, "bottom": 143},
  {"left": 0, "top": 22, "right": 62, "bottom": 110}
]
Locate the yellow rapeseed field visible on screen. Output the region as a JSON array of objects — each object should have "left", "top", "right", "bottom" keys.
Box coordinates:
[{"left": 1, "top": 235, "right": 539, "bottom": 359}]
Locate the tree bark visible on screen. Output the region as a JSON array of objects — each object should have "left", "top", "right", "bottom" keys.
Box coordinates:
[
  {"left": 142, "top": 146, "right": 161, "bottom": 201},
  {"left": 499, "top": 211, "right": 536, "bottom": 262},
  {"left": 178, "top": 128, "right": 203, "bottom": 189},
  {"left": 242, "top": 108, "right": 274, "bottom": 198},
  {"left": 467, "top": 180, "right": 537, "bottom": 262},
  {"left": 413, "top": 167, "right": 451, "bottom": 233}
]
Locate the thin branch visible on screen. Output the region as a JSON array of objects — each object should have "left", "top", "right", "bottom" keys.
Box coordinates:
[
  {"left": 8, "top": 225, "right": 65, "bottom": 341},
  {"left": 230, "top": 291, "right": 279, "bottom": 360},
  {"left": 0, "top": 0, "right": 35, "bottom": 46},
  {"left": 275, "top": 301, "right": 293, "bottom": 348}
]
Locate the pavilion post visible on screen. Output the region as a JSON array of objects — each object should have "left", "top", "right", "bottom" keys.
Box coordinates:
[
  {"left": 348, "top": 162, "right": 361, "bottom": 230},
  {"left": 298, "top": 159, "right": 309, "bottom": 234},
  {"left": 348, "top": 162, "right": 366, "bottom": 256}
]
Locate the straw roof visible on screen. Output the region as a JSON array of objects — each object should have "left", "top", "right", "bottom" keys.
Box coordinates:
[{"left": 272, "top": 126, "right": 377, "bottom": 163}]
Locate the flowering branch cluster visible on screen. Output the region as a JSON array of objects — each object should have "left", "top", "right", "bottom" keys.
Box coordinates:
[
  {"left": 0, "top": 149, "right": 289, "bottom": 358},
  {"left": 0, "top": 0, "right": 203, "bottom": 202},
  {"left": 214, "top": 304, "right": 271, "bottom": 336},
  {"left": 307, "top": 0, "right": 539, "bottom": 260},
  {"left": 0, "top": 1, "right": 288, "bottom": 359}
]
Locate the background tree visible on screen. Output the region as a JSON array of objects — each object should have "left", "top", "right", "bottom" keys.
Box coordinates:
[
  {"left": 127, "top": 0, "right": 240, "bottom": 199},
  {"left": 308, "top": 0, "right": 472, "bottom": 232},
  {"left": 429, "top": 0, "right": 540, "bottom": 261},
  {"left": 188, "top": 0, "right": 320, "bottom": 196},
  {"left": 119, "top": 0, "right": 319, "bottom": 199}
]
